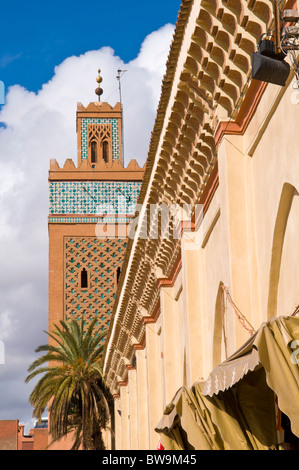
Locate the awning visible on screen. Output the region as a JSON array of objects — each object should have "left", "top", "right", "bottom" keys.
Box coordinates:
[
  {"left": 155, "top": 386, "right": 226, "bottom": 450},
  {"left": 202, "top": 336, "right": 261, "bottom": 397},
  {"left": 156, "top": 316, "right": 299, "bottom": 450},
  {"left": 202, "top": 316, "right": 299, "bottom": 438}
]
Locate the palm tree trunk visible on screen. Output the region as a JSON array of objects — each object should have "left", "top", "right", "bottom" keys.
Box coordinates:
[{"left": 82, "top": 396, "right": 94, "bottom": 450}]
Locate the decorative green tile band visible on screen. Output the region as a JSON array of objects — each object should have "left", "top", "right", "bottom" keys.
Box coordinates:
[
  {"left": 49, "top": 181, "right": 142, "bottom": 215},
  {"left": 48, "top": 217, "right": 133, "bottom": 224}
]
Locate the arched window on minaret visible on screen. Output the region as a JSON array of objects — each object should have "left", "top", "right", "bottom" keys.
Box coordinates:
[
  {"left": 81, "top": 268, "right": 88, "bottom": 289},
  {"left": 91, "top": 141, "right": 97, "bottom": 163},
  {"left": 102, "top": 140, "right": 109, "bottom": 163}
]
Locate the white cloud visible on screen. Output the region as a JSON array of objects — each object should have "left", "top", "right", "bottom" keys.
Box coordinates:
[
  {"left": 0, "top": 24, "right": 174, "bottom": 431},
  {"left": 0, "top": 310, "right": 17, "bottom": 341},
  {"left": 132, "top": 23, "right": 174, "bottom": 100}
]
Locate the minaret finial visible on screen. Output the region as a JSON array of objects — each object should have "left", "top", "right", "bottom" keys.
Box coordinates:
[{"left": 95, "top": 69, "right": 103, "bottom": 101}]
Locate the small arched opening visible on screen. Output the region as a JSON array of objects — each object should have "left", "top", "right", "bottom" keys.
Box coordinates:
[
  {"left": 91, "top": 141, "right": 97, "bottom": 164},
  {"left": 102, "top": 140, "right": 109, "bottom": 163},
  {"left": 81, "top": 268, "right": 88, "bottom": 289}
]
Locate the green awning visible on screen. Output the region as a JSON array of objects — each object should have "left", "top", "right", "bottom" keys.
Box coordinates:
[
  {"left": 202, "top": 316, "right": 299, "bottom": 438},
  {"left": 155, "top": 386, "right": 225, "bottom": 450},
  {"left": 156, "top": 316, "right": 299, "bottom": 450}
]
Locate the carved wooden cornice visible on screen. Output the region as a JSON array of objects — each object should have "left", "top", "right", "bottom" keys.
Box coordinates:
[{"left": 104, "top": 0, "right": 276, "bottom": 395}]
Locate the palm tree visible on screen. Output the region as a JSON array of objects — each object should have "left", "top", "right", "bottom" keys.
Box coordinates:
[{"left": 25, "top": 317, "right": 113, "bottom": 450}]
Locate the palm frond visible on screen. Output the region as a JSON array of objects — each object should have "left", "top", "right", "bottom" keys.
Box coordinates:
[{"left": 26, "top": 317, "right": 111, "bottom": 449}]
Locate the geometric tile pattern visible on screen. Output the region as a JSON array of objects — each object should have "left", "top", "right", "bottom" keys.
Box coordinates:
[
  {"left": 48, "top": 216, "right": 134, "bottom": 224},
  {"left": 81, "top": 118, "right": 119, "bottom": 160},
  {"left": 64, "top": 236, "right": 128, "bottom": 338},
  {"left": 49, "top": 181, "right": 142, "bottom": 216}
]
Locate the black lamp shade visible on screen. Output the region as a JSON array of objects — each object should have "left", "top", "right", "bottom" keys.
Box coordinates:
[{"left": 252, "top": 52, "right": 290, "bottom": 86}]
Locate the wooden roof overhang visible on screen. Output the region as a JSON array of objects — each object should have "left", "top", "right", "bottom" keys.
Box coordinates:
[{"left": 103, "top": 0, "right": 277, "bottom": 395}]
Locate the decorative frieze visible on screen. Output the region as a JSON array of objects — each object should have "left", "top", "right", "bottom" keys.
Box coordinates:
[
  {"left": 104, "top": 0, "right": 276, "bottom": 394},
  {"left": 49, "top": 181, "right": 142, "bottom": 216}
]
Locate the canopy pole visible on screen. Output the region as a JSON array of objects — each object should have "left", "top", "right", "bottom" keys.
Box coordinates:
[{"left": 274, "top": 0, "right": 282, "bottom": 54}]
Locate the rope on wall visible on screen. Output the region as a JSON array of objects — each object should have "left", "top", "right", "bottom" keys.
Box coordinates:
[
  {"left": 291, "top": 305, "right": 299, "bottom": 316},
  {"left": 221, "top": 285, "right": 256, "bottom": 337}
]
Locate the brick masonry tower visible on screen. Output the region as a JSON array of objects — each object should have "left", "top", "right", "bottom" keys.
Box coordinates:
[{"left": 48, "top": 70, "right": 144, "bottom": 342}]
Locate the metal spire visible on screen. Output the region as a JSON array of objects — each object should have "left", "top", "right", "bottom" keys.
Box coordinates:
[
  {"left": 116, "top": 69, "right": 127, "bottom": 166},
  {"left": 95, "top": 69, "right": 103, "bottom": 101}
]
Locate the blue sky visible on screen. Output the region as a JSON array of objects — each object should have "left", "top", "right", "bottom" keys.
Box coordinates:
[
  {"left": 0, "top": 0, "right": 181, "bottom": 434},
  {"left": 0, "top": 0, "right": 181, "bottom": 93}
]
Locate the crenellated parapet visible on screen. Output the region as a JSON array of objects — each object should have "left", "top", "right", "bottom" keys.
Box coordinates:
[{"left": 49, "top": 156, "right": 145, "bottom": 181}]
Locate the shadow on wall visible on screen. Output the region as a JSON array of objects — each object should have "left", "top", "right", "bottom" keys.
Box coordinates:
[{"left": 267, "top": 183, "right": 299, "bottom": 319}]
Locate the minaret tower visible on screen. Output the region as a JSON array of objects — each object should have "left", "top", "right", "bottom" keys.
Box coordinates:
[{"left": 48, "top": 70, "right": 144, "bottom": 340}]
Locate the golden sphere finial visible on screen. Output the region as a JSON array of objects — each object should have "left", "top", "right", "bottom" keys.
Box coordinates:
[{"left": 95, "top": 69, "right": 103, "bottom": 101}]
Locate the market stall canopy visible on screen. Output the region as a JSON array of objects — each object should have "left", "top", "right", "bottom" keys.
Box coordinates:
[
  {"left": 202, "top": 316, "right": 299, "bottom": 438},
  {"left": 202, "top": 336, "right": 260, "bottom": 397},
  {"left": 156, "top": 316, "right": 299, "bottom": 450},
  {"left": 156, "top": 371, "right": 277, "bottom": 450},
  {"left": 155, "top": 385, "right": 226, "bottom": 450}
]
